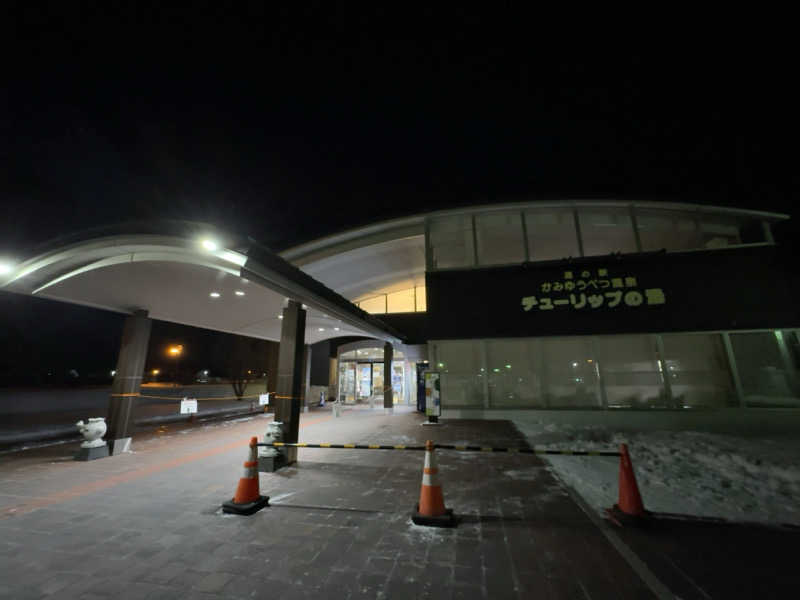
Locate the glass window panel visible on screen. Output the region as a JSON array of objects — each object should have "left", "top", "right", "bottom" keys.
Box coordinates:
[
  {"left": 429, "top": 215, "right": 475, "bottom": 269},
  {"left": 636, "top": 209, "right": 701, "bottom": 252},
  {"left": 578, "top": 209, "right": 638, "bottom": 257},
  {"left": 435, "top": 341, "right": 484, "bottom": 407},
  {"left": 595, "top": 335, "right": 666, "bottom": 408},
  {"left": 541, "top": 337, "right": 601, "bottom": 407},
  {"left": 731, "top": 332, "right": 800, "bottom": 407},
  {"left": 371, "top": 364, "right": 383, "bottom": 399},
  {"left": 486, "top": 339, "right": 543, "bottom": 407},
  {"left": 661, "top": 333, "right": 734, "bottom": 408},
  {"left": 359, "top": 295, "right": 386, "bottom": 314},
  {"left": 387, "top": 288, "right": 415, "bottom": 313},
  {"left": 475, "top": 212, "right": 525, "bottom": 266},
  {"left": 338, "top": 362, "right": 355, "bottom": 403},
  {"left": 699, "top": 216, "right": 742, "bottom": 249},
  {"left": 391, "top": 361, "right": 404, "bottom": 401},
  {"left": 415, "top": 285, "right": 427, "bottom": 312},
  {"left": 525, "top": 209, "right": 580, "bottom": 261}
]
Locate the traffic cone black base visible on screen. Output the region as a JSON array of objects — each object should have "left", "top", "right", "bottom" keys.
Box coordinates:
[
  {"left": 411, "top": 503, "right": 456, "bottom": 528},
  {"left": 605, "top": 505, "right": 652, "bottom": 527},
  {"left": 222, "top": 495, "right": 270, "bottom": 516}
]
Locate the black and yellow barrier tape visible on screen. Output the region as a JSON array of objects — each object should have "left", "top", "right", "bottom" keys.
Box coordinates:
[{"left": 256, "top": 442, "right": 620, "bottom": 456}]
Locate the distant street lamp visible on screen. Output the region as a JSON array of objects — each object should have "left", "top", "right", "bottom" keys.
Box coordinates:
[{"left": 168, "top": 345, "right": 183, "bottom": 385}]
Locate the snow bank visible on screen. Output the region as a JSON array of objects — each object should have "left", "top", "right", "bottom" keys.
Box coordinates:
[{"left": 512, "top": 417, "right": 800, "bottom": 527}]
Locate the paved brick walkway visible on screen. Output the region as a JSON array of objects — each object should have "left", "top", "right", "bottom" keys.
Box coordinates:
[{"left": 0, "top": 406, "right": 655, "bottom": 599}]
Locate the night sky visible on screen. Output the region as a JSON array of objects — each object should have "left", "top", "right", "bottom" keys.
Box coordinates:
[{"left": 2, "top": 5, "right": 798, "bottom": 382}]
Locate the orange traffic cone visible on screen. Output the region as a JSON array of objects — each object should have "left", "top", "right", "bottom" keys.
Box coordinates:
[
  {"left": 411, "top": 440, "right": 456, "bottom": 527},
  {"left": 222, "top": 437, "right": 270, "bottom": 515},
  {"left": 607, "top": 443, "right": 650, "bottom": 525}
]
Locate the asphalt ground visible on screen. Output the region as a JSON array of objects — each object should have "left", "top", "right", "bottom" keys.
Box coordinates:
[{"left": 1, "top": 404, "right": 798, "bottom": 598}]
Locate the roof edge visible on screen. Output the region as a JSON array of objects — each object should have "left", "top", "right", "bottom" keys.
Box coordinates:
[{"left": 280, "top": 199, "right": 790, "bottom": 263}]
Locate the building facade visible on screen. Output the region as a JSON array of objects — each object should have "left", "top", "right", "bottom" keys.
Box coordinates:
[{"left": 284, "top": 200, "right": 800, "bottom": 417}]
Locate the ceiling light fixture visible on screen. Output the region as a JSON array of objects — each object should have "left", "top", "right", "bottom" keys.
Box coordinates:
[
  {"left": 201, "top": 239, "right": 218, "bottom": 251},
  {"left": 235, "top": 290, "right": 245, "bottom": 296},
  {"left": 209, "top": 292, "right": 220, "bottom": 298}
]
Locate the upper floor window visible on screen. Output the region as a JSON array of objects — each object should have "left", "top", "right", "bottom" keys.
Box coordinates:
[
  {"left": 524, "top": 209, "right": 580, "bottom": 261},
  {"left": 577, "top": 209, "right": 638, "bottom": 257}
]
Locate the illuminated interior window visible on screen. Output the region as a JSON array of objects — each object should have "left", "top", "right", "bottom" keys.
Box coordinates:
[
  {"left": 356, "top": 285, "right": 427, "bottom": 314},
  {"left": 387, "top": 288, "right": 415, "bottom": 313},
  {"left": 415, "top": 285, "right": 427, "bottom": 312},
  {"left": 358, "top": 295, "right": 387, "bottom": 314}
]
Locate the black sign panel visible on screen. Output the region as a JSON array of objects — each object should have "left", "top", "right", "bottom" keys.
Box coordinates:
[{"left": 426, "top": 246, "right": 799, "bottom": 340}]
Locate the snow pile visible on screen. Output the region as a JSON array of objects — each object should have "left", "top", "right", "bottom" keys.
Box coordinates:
[{"left": 512, "top": 417, "right": 800, "bottom": 527}]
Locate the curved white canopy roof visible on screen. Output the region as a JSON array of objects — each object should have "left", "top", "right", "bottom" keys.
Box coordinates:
[{"left": 0, "top": 223, "right": 403, "bottom": 345}]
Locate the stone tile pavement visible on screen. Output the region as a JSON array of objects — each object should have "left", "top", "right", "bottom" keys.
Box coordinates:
[{"left": 0, "top": 405, "right": 657, "bottom": 599}]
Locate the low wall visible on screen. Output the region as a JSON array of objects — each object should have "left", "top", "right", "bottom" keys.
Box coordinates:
[
  {"left": 440, "top": 407, "right": 800, "bottom": 438},
  {"left": 0, "top": 382, "right": 267, "bottom": 415}
]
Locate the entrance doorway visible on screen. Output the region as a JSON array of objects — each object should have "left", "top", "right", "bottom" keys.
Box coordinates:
[{"left": 337, "top": 346, "right": 412, "bottom": 405}]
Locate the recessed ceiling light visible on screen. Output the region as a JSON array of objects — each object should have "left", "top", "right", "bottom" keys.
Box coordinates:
[
  {"left": 209, "top": 292, "right": 220, "bottom": 298},
  {"left": 235, "top": 290, "right": 245, "bottom": 296},
  {"left": 201, "top": 239, "right": 218, "bottom": 251},
  {"left": 318, "top": 327, "right": 324, "bottom": 332},
  {"left": 277, "top": 315, "right": 283, "bottom": 319},
  {"left": 334, "top": 327, "right": 340, "bottom": 331}
]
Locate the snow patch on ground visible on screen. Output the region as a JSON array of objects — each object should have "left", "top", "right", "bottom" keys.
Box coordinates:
[
  {"left": 513, "top": 417, "right": 800, "bottom": 526},
  {"left": 406, "top": 519, "right": 450, "bottom": 541},
  {"left": 502, "top": 467, "right": 540, "bottom": 481}
]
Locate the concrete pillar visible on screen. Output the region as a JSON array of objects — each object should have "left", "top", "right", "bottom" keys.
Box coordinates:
[
  {"left": 265, "top": 341, "right": 280, "bottom": 396},
  {"left": 302, "top": 344, "right": 312, "bottom": 412},
  {"left": 107, "top": 310, "right": 152, "bottom": 454},
  {"left": 275, "top": 300, "right": 306, "bottom": 464},
  {"left": 328, "top": 356, "right": 337, "bottom": 403},
  {"left": 383, "top": 341, "right": 393, "bottom": 414}
]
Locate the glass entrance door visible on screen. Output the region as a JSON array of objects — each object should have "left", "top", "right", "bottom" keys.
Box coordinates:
[
  {"left": 372, "top": 364, "right": 384, "bottom": 399},
  {"left": 357, "top": 363, "right": 372, "bottom": 400},
  {"left": 338, "top": 362, "right": 355, "bottom": 403},
  {"left": 391, "top": 361, "right": 404, "bottom": 403}
]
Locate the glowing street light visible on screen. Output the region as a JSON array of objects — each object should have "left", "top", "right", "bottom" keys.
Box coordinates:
[{"left": 168, "top": 345, "right": 183, "bottom": 385}]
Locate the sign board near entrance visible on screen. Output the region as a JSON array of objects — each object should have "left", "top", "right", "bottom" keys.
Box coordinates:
[
  {"left": 180, "top": 398, "right": 198, "bottom": 414},
  {"left": 259, "top": 393, "right": 270, "bottom": 406},
  {"left": 424, "top": 372, "right": 441, "bottom": 417}
]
